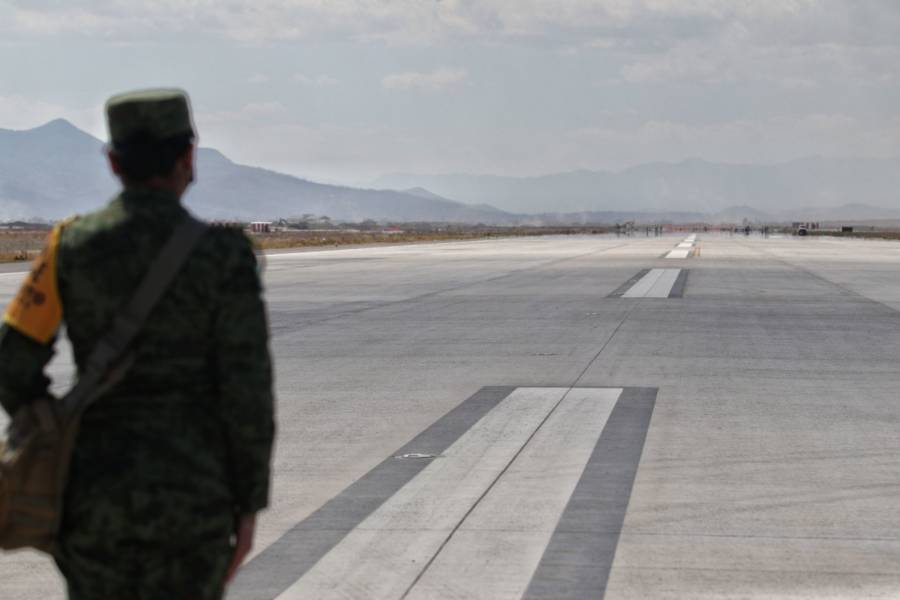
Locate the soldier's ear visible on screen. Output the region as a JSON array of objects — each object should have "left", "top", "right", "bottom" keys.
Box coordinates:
[
  {"left": 177, "top": 144, "right": 194, "bottom": 171},
  {"left": 179, "top": 144, "right": 196, "bottom": 185},
  {"left": 106, "top": 147, "right": 124, "bottom": 177}
]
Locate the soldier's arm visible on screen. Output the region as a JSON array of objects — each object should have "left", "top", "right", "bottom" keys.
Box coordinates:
[
  {"left": 0, "top": 226, "right": 64, "bottom": 416},
  {"left": 213, "top": 231, "right": 275, "bottom": 514},
  {"left": 0, "top": 326, "right": 54, "bottom": 416}
]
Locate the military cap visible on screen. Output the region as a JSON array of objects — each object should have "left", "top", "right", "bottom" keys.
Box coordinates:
[{"left": 105, "top": 88, "right": 195, "bottom": 146}]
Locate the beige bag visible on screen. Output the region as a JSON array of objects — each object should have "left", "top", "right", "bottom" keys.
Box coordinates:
[
  {"left": 0, "top": 399, "right": 79, "bottom": 553},
  {"left": 0, "top": 217, "right": 207, "bottom": 554}
]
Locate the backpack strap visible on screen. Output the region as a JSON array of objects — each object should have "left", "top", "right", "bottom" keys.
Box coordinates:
[{"left": 60, "top": 216, "right": 208, "bottom": 417}]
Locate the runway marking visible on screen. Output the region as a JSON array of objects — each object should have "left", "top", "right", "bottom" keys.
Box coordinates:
[
  {"left": 229, "top": 386, "right": 516, "bottom": 600},
  {"left": 524, "top": 388, "right": 657, "bottom": 600},
  {"left": 620, "top": 269, "right": 685, "bottom": 298},
  {"left": 622, "top": 268, "right": 663, "bottom": 297},
  {"left": 402, "top": 388, "right": 620, "bottom": 600},
  {"left": 607, "top": 269, "right": 650, "bottom": 298},
  {"left": 275, "top": 387, "right": 594, "bottom": 600},
  {"left": 669, "top": 269, "right": 689, "bottom": 298},
  {"left": 665, "top": 248, "right": 691, "bottom": 259},
  {"left": 666, "top": 235, "right": 696, "bottom": 259},
  {"left": 231, "top": 387, "right": 657, "bottom": 600}
]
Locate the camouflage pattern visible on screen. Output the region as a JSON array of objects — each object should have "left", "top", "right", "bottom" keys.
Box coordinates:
[
  {"left": 0, "top": 187, "right": 275, "bottom": 599},
  {"left": 56, "top": 534, "right": 231, "bottom": 600},
  {"left": 106, "top": 89, "right": 195, "bottom": 144}
]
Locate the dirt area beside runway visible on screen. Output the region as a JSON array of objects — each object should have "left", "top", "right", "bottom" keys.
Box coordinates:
[
  {"left": 0, "top": 229, "right": 48, "bottom": 263},
  {"left": 0, "top": 226, "right": 613, "bottom": 264},
  {"left": 250, "top": 227, "right": 612, "bottom": 252}
]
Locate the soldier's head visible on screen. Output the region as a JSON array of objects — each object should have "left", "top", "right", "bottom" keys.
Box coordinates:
[{"left": 105, "top": 88, "right": 196, "bottom": 196}]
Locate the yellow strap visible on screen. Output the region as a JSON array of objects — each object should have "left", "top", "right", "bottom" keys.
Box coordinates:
[{"left": 3, "top": 223, "right": 64, "bottom": 344}]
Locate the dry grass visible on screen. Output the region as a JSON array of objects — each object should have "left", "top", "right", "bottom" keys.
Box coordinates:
[
  {"left": 0, "top": 226, "right": 610, "bottom": 263},
  {"left": 807, "top": 230, "right": 900, "bottom": 241},
  {"left": 251, "top": 228, "right": 601, "bottom": 250},
  {"left": 0, "top": 230, "right": 47, "bottom": 263}
]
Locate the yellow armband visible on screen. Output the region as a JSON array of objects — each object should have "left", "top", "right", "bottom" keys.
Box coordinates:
[{"left": 3, "top": 223, "right": 64, "bottom": 344}]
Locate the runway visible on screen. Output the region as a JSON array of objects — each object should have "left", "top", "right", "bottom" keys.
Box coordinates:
[{"left": 2, "top": 233, "right": 900, "bottom": 599}]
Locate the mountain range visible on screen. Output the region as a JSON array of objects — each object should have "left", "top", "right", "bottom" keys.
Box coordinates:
[
  {"left": 0, "top": 120, "right": 508, "bottom": 223},
  {"left": 2, "top": 119, "right": 899, "bottom": 225},
  {"left": 374, "top": 157, "right": 900, "bottom": 218}
]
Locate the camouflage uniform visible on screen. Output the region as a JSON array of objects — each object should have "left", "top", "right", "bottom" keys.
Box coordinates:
[{"left": 0, "top": 90, "right": 275, "bottom": 599}]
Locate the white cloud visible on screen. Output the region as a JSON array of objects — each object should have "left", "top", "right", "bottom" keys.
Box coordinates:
[
  {"left": 565, "top": 114, "right": 900, "bottom": 168},
  {"left": 2, "top": 1, "right": 899, "bottom": 92},
  {"left": 382, "top": 67, "right": 468, "bottom": 92},
  {"left": 242, "top": 101, "right": 286, "bottom": 115},
  {"left": 293, "top": 74, "right": 340, "bottom": 87},
  {"left": 1, "top": 1, "right": 898, "bottom": 182},
  {"left": 4, "top": 2, "right": 897, "bottom": 93},
  {"left": 617, "top": 17, "right": 900, "bottom": 88},
  {"left": 4, "top": 1, "right": 893, "bottom": 47}
]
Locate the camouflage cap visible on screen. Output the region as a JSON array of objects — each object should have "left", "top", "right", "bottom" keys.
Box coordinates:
[{"left": 105, "top": 88, "right": 195, "bottom": 145}]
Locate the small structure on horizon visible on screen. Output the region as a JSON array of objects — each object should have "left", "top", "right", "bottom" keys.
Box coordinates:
[{"left": 249, "top": 221, "right": 273, "bottom": 234}]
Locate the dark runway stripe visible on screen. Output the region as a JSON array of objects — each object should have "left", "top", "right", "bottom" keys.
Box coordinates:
[
  {"left": 522, "top": 387, "right": 657, "bottom": 600},
  {"left": 607, "top": 269, "right": 651, "bottom": 298},
  {"left": 669, "top": 269, "right": 689, "bottom": 298},
  {"left": 227, "top": 386, "right": 516, "bottom": 600}
]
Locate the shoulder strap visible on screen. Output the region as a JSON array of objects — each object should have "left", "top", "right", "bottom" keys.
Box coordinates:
[{"left": 60, "top": 216, "right": 208, "bottom": 417}]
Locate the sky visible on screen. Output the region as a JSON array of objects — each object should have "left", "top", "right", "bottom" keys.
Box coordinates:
[{"left": 1, "top": 0, "right": 899, "bottom": 185}]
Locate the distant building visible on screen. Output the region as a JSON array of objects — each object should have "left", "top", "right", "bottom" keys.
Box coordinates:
[{"left": 249, "top": 221, "right": 273, "bottom": 234}]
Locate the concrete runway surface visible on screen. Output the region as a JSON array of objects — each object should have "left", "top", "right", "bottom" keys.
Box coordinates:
[{"left": 2, "top": 233, "right": 900, "bottom": 599}]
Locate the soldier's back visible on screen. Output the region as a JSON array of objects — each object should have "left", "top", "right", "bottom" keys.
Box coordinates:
[{"left": 54, "top": 189, "right": 266, "bottom": 597}]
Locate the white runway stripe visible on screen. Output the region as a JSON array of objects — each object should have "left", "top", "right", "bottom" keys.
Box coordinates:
[
  {"left": 275, "top": 387, "right": 564, "bottom": 600},
  {"left": 623, "top": 268, "right": 682, "bottom": 298},
  {"left": 622, "top": 269, "right": 664, "bottom": 297},
  {"left": 406, "top": 388, "right": 620, "bottom": 600},
  {"left": 665, "top": 248, "right": 691, "bottom": 259},
  {"left": 665, "top": 236, "right": 696, "bottom": 259},
  {"left": 274, "top": 387, "right": 621, "bottom": 600},
  {"left": 646, "top": 268, "right": 682, "bottom": 297}
]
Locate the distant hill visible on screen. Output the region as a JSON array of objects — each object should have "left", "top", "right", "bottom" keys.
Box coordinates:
[
  {"left": 784, "top": 203, "right": 900, "bottom": 222},
  {"left": 705, "top": 204, "right": 900, "bottom": 224},
  {"left": 0, "top": 120, "right": 510, "bottom": 223},
  {"left": 709, "top": 205, "right": 775, "bottom": 224},
  {"left": 0, "top": 119, "right": 118, "bottom": 221},
  {"left": 374, "top": 156, "right": 900, "bottom": 216},
  {"left": 514, "top": 210, "right": 706, "bottom": 226},
  {"left": 7, "top": 119, "right": 898, "bottom": 226}
]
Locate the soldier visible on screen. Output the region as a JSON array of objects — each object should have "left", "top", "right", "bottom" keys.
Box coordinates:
[{"left": 0, "top": 89, "right": 275, "bottom": 599}]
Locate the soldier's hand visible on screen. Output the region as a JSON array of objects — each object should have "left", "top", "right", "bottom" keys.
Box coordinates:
[{"left": 225, "top": 513, "right": 257, "bottom": 585}]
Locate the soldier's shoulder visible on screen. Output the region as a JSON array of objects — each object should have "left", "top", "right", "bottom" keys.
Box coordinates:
[
  {"left": 58, "top": 200, "right": 127, "bottom": 247},
  {"left": 197, "top": 222, "right": 259, "bottom": 272},
  {"left": 202, "top": 222, "right": 255, "bottom": 253}
]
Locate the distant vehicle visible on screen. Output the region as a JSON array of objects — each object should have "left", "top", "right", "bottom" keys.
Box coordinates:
[{"left": 793, "top": 221, "right": 818, "bottom": 236}]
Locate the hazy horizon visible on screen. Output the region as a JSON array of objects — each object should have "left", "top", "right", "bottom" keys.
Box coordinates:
[
  {"left": 12, "top": 116, "right": 900, "bottom": 183},
  {"left": 4, "top": 116, "right": 900, "bottom": 223},
  {"left": 1, "top": 1, "right": 898, "bottom": 187}
]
